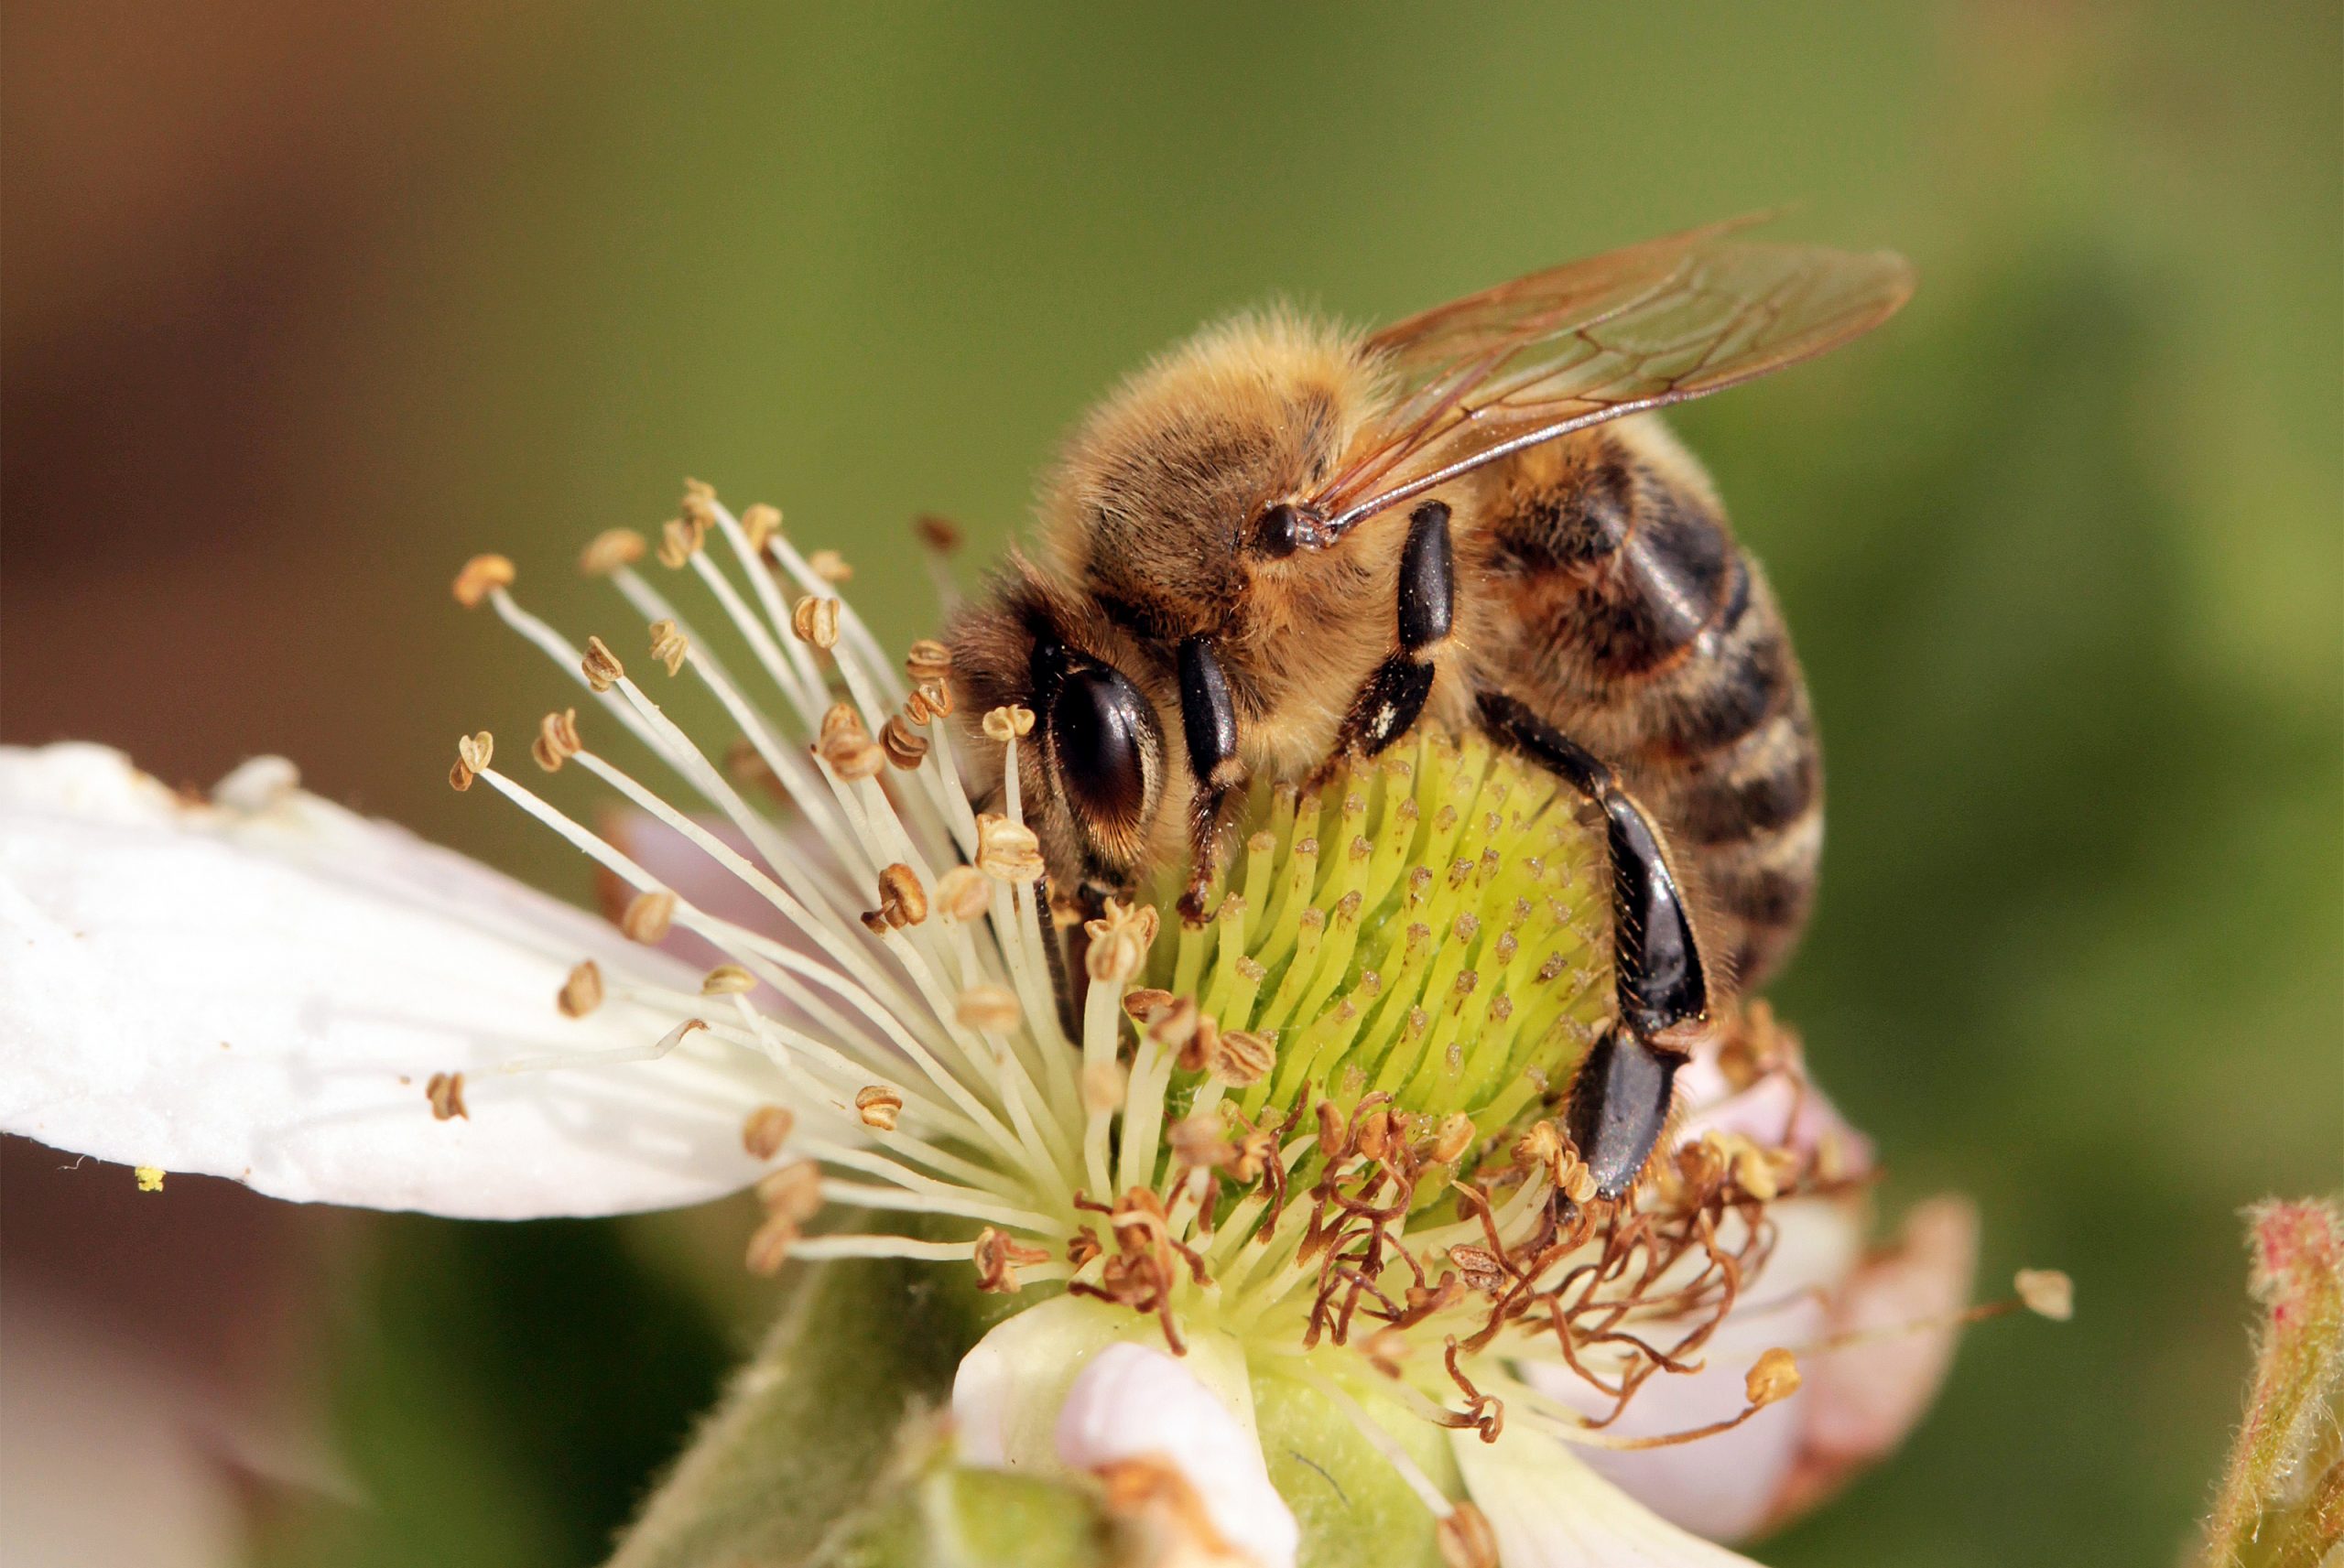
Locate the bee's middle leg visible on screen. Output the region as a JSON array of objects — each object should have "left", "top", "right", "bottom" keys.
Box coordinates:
[
  {"left": 1476, "top": 689, "right": 1711, "bottom": 1201},
  {"left": 1320, "top": 500, "right": 1456, "bottom": 776}
]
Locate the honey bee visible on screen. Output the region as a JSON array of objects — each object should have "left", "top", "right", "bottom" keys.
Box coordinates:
[{"left": 949, "top": 218, "right": 1912, "bottom": 1199}]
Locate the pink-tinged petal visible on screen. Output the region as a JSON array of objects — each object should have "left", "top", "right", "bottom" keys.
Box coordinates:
[
  {"left": 1057, "top": 1343, "right": 1298, "bottom": 1568},
  {"left": 1518, "top": 1192, "right": 1864, "bottom": 1541},
  {"left": 1450, "top": 1425, "right": 1763, "bottom": 1566},
  {"left": 1676, "top": 1047, "right": 1872, "bottom": 1174},
  {"left": 1769, "top": 1194, "right": 1980, "bottom": 1527},
  {"left": 0, "top": 743, "right": 785, "bottom": 1217}
]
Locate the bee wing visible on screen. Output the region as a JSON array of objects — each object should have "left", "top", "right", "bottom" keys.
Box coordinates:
[{"left": 1301, "top": 220, "right": 1915, "bottom": 540}]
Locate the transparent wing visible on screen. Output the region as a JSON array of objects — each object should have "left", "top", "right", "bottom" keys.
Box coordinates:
[{"left": 1301, "top": 220, "right": 1915, "bottom": 541}]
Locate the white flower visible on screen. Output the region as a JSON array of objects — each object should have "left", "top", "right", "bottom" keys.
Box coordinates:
[{"left": 0, "top": 486, "right": 1980, "bottom": 1566}]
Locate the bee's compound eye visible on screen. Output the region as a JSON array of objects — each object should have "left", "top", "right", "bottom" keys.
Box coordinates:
[
  {"left": 1050, "top": 665, "right": 1158, "bottom": 834},
  {"left": 1253, "top": 503, "right": 1303, "bottom": 558}
]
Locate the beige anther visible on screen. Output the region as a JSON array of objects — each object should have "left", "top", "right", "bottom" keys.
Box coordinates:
[
  {"left": 756, "top": 1159, "right": 823, "bottom": 1223},
  {"left": 701, "top": 963, "right": 756, "bottom": 995},
  {"left": 955, "top": 983, "right": 1021, "bottom": 1033},
  {"left": 449, "top": 730, "right": 495, "bottom": 792},
  {"left": 744, "top": 1217, "right": 797, "bottom": 1276},
  {"left": 578, "top": 528, "right": 646, "bottom": 576},
  {"left": 426, "top": 1071, "right": 468, "bottom": 1121},
  {"left": 880, "top": 715, "right": 929, "bottom": 770},
  {"left": 1514, "top": 1119, "right": 1563, "bottom": 1176},
  {"left": 905, "top": 638, "right": 953, "bottom": 683},
  {"left": 981, "top": 705, "right": 1036, "bottom": 743},
  {"left": 1123, "top": 987, "right": 1175, "bottom": 1022},
  {"left": 557, "top": 959, "right": 603, "bottom": 1018},
  {"left": 648, "top": 618, "right": 689, "bottom": 676},
  {"left": 1172, "top": 1010, "right": 1218, "bottom": 1073},
  {"left": 581, "top": 636, "right": 624, "bottom": 692},
  {"left": 657, "top": 514, "right": 706, "bottom": 568},
  {"left": 1744, "top": 1347, "right": 1803, "bottom": 1407},
  {"left": 679, "top": 477, "right": 719, "bottom": 522},
  {"left": 975, "top": 814, "right": 1044, "bottom": 881},
  {"left": 916, "top": 678, "right": 954, "bottom": 718},
  {"left": 1082, "top": 1057, "right": 1127, "bottom": 1114},
  {"left": 739, "top": 503, "right": 782, "bottom": 553},
  {"left": 825, "top": 736, "right": 885, "bottom": 782},
  {"left": 819, "top": 702, "right": 867, "bottom": 747},
  {"left": 972, "top": 1227, "right": 1049, "bottom": 1294},
  {"left": 2015, "top": 1268, "right": 2075, "bottom": 1322},
  {"left": 807, "top": 547, "right": 852, "bottom": 582},
  {"left": 913, "top": 514, "right": 962, "bottom": 554},
  {"left": 934, "top": 865, "right": 993, "bottom": 924},
  {"left": 1430, "top": 1112, "right": 1477, "bottom": 1165},
  {"left": 741, "top": 1104, "right": 795, "bottom": 1160},
  {"left": 531, "top": 708, "right": 581, "bottom": 773},
  {"left": 790, "top": 595, "right": 840, "bottom": 649},
  {"left": 867, "top": 863, "right": 928, "bottom": 930},
  {"left": 855, "top": 1085, "right": 904, "bottom": 1131},
  {"left": 1557, "top": 1154, "right": 1599, "bottom": 1206},
  {"left": 621, "top": 889, "right": 678, "bottom": 944},
  {"left": 1212, "top": 1029, "right": 1275, "bottom": 1087},
  {"left": 451, "top": 554, "right": 515, "bottom": 609},
  {"left": 1083, "top": 900, "right": 1156, "bottom": 985}
]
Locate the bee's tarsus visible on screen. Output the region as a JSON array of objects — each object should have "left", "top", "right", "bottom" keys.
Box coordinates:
[{"left": 1477, "top": 687, "right": 1709, "bottom": 1198}]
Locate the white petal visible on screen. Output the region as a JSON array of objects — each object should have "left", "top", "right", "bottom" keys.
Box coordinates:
[
  {"left": 1518, "top": 1194, "right": 1862, "bottom": 1541},
  {"left": 1450, "top": 1425, "right": 1761, "bottom": 1567},
  {"left": 952, "top": 1295, "right": 1294, "bottom": 1567},
  {"left": 0, "top": 744, "right": 786, "bottom": 1217},
  {"left": 1058, "top": 1344, "right": 1297, "bottom": 1568}
]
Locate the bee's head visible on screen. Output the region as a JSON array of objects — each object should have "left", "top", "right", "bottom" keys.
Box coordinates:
[{"left": 1038, "top": 308, "right": 1380, "bottom": 641}]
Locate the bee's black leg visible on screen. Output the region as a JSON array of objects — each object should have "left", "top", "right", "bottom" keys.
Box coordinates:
[
  {"left": 1176, "top": 634, "right": 1244, "bottom": 921},
  {"left": 1321, "top": 501, "right": 1455, "bottom": 776},
  {"left": 1476, "top": 688, "right": 1710, "bottom": 1200}
]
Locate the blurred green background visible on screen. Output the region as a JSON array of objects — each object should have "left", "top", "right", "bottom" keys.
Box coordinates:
[{"left": 4, "top": 3, "right": 2338, "bottom": 1565}]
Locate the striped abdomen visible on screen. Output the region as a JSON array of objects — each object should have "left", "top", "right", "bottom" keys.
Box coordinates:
[{"left": 1471, "top": 418, "right": 1822, "bottom": 993}]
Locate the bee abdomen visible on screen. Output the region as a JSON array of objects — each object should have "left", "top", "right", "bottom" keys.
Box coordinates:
[{"left": 1486, "top": 427, "right": 1824, "bottom": 991}]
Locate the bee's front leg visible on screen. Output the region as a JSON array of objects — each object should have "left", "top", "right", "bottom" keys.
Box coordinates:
[
  {"left": 1176, "top": 634, "right": 1243, "bottom": 922},
  {"left": 1316, "top": 501, "right": 1456, "bottom": 786},
  {"left": 1476, "top": 689, "right": 1710, "bottom": 1201}
]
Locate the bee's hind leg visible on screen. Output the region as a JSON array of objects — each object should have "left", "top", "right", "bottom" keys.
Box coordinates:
[
  {"left": 1315, "top": 501, "right": 1456, "bottom": 788},
  {"left": 1475, "top": 689, "right": 1711, "bottom": 1200}
]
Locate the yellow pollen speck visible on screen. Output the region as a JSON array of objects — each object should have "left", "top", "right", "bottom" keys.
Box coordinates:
[
  {"left": 135, "top": 1165, "right": 165, "bottom": 1192},
  {"left": 1745, "top": 1347, "right": 1803, "bottom": 1407},
  {"left": 2015, "top": 1268, "right": 2075, "bottom": 1321},
  {"left": 578, "top": 528, "right": 646, "bottom": 576},
  {"left": 558, "top": 959, "right": 603, "bottom": 1018},
  {"left": 621, "top": 889, "right": 678, "bottom": 944},
  {"left": 451, "top": 554, "right": 515, "bottom": 609},
  {"left": 855, "top": 1085, "right": 904, "bottom": 1130},
  {"left": 648, "top": 618, "right": 689, "bottom": 676},
  {"left": 581, "top": 636, "right": 624, "bottom": 693}
]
